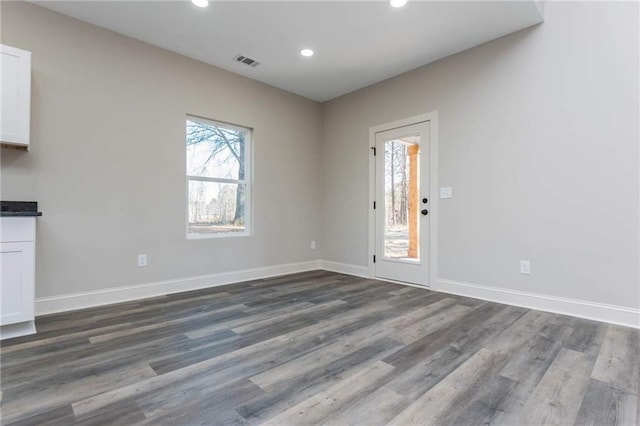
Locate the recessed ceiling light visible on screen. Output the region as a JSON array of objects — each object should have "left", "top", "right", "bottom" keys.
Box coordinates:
[
  {"left": 191, "top": 0, "right": 209, "bottom": 8},
  {"left": 300, "top": 49, "right": 314, "bottom": 57},
  {"left": 390, "top": 0, "right": 407, "bottom": 8}
]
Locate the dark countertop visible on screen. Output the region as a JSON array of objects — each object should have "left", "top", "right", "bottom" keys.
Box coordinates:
[
  {"left": 1, "top": 211, "right": 42, "bottom": 217},
  {"left": 1, "top": 201, "right": 42, "bottom": 217}
]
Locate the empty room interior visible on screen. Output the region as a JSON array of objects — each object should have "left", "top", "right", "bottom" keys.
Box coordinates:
[{"left": 0, "top": 0, "right": 639, "bottom": 424}]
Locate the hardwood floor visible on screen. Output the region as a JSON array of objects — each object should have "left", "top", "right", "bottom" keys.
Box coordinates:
[{"left": 1, "top": 270, "right": 638, "bottom": 425}]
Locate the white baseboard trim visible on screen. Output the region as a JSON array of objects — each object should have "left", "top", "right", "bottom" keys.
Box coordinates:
[
  {"left": 0, "top": 321, "right": 37, "bottom": 340},
  {"left": 34, "top": 259, "right": 640, "bottom": 329},
  {"left": 36, "top": 260, "right": 321, "bottom": 316},
  {"left": 437, "top": 278, "right": 640, "bottom": 329},
  {"left": 318, "top": 261, "right": 640, "bottom": 328},
  {"left": 318, "top": 260, "right": 370, "bottom": 278}
]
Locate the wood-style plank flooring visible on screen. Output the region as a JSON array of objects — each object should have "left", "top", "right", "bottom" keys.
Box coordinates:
[{"left": 1, "top": 270, "right": 638, "bottom": 425}]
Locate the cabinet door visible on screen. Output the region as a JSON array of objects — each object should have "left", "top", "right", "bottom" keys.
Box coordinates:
[
  {"left": 0, "top": 242, "right": 35, "bottom": 325},
  {"left": 1, "top": 44, "right": 31, "bottom": 147}
]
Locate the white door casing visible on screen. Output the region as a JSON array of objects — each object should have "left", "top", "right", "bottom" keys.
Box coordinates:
[
  {"left": 375, "top": 122, "right": 429, "bottom": 284},
  {"left": 369, "top": 112, "right": 438, "bottom": 287}
]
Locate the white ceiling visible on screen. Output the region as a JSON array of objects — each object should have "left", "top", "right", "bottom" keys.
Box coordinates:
[{"left": 34, "top": 1, "right": 544, "bottom": 102}]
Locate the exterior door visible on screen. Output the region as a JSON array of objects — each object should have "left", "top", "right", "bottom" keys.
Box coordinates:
[{"left": 375, "top": 121, "right": 430, "bottom": 285}]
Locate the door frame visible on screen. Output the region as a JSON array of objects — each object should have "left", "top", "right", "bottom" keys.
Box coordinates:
[{"left": 368, "top": 111, "right": 439, "bottom": 287}]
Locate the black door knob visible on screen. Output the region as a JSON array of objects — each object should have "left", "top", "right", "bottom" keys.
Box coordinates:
[
  {"left": 422, "top": 198, "right": 428, "bottom": 204},
  {"left": 421, "top": 209, "right": 428, "bottom": 215}
]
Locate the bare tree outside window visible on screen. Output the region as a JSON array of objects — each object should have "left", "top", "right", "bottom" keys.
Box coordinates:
[
  {"left": 385, "top": 141, "right": 409, "bottom": 227},
  {"left": 384, "top": 139, "right": 416, "bottom": 259},
  {"left": 186, "top": 117, "right": 251, "bottom": 237}
]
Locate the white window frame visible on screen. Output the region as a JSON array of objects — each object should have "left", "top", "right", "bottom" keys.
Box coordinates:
[{"left": 186, "top": 115, "right": 252, "bottom": 239}]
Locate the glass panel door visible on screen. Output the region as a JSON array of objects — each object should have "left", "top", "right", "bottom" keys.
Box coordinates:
[{"left": 375, "top": 121, "right": 430, "bottom": 285}]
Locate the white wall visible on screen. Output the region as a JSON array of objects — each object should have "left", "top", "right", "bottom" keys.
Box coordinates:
[
  {"left": 1, "top": 1, "right": 638, "bottom": 317},
  {"left": 322, "top": 1, "right": 639, "bottom": 309},
  {"left": 1, "top": 2, "right": 323, "bottom": 298}
]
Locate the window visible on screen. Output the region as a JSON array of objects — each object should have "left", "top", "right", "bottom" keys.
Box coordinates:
[{"left": 186, "top": 116, "right": 251, "bottom": 238}]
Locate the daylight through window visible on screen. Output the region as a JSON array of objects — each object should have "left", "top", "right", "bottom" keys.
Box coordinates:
[{"left": 186, "top": 117, "right": 251, "bottom": 237}]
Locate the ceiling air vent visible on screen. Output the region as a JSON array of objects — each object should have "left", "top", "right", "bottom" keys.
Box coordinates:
[{"left": 234, "top": 55, "right": 260, "bottom": 67}]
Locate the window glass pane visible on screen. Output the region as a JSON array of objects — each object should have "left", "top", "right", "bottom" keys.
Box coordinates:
[
  {"left": 186, "top": 120, "right": 246, "bottom": 180},
  {"left": 384, "top": 138, "right": 420, "bottom": 261},
  {"left": 188, "top": 180, "right": 246, "bottom": 235}
]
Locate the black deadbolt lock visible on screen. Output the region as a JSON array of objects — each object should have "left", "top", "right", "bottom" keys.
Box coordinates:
[
  {"left": 421, "top": 209, "right": 429, "bottom": 215},
  {"left": 422, "top": 198, "right": 428, "bottom": 204}
]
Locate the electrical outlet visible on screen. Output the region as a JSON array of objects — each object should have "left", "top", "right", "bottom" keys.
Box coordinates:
[
  {"left": 138, "top": 254, "right": 148, "bottom": 267},
  {"left": 440, "top": 187, "right": 452, "bottom": 199},
  {"left": 520, "top": 260, "right": 530, "bottom": 275},
  {"left": 310, "top": 240, "right": 316, "bottom": 250}
]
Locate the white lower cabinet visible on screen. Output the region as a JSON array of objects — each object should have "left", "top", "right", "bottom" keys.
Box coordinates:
[{"left": 0, "top": 218, "right": 36, "bottom": 339}]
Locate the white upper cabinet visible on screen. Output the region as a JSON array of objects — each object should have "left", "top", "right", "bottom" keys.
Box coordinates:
[{"left": 1, "top": 44, "right": 31, "bottom": 148}]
